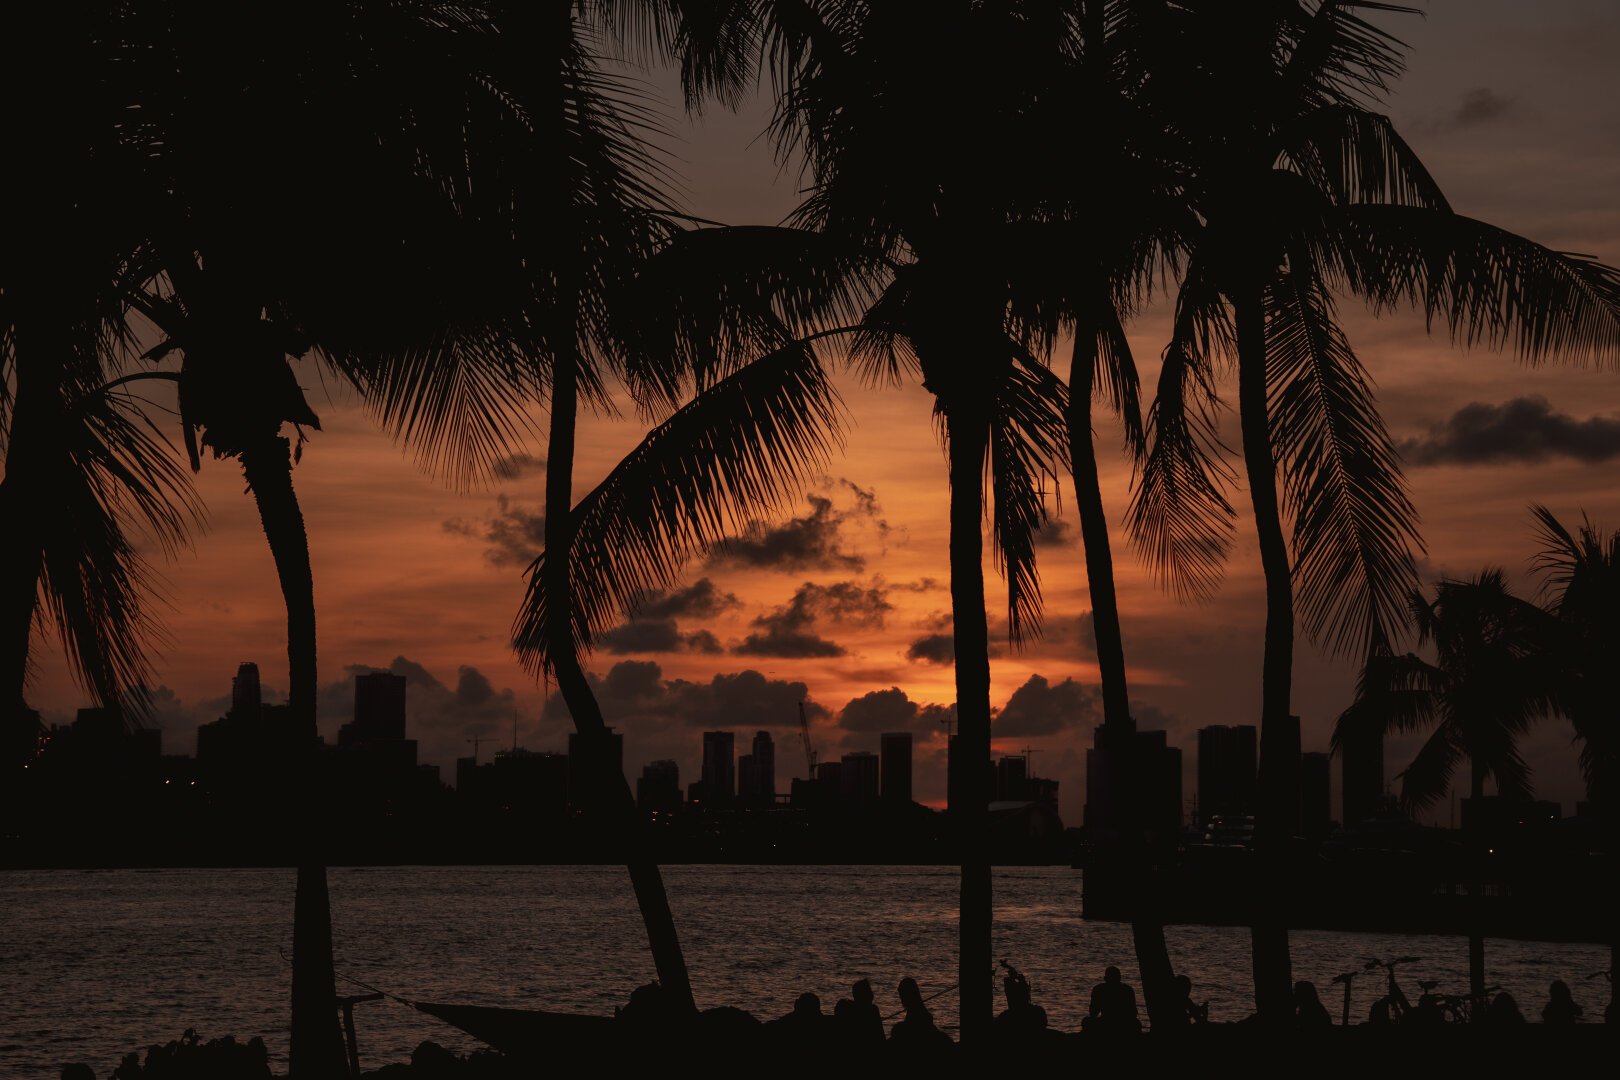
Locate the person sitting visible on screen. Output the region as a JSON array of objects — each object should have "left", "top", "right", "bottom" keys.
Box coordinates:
[
  {"left": 890, "top": 977, "right": 951, "bottom": 1048},
  {"left": 1542, "top": 980, "right": 1583, "bottom": 1025},
  {"left": 773, "top": 991, "right": 827, "bottom": 1032},
  {"left": 1083, "top": 966, "right": 1141, "bottom": 1034},
  {"left": 1487, "top": 992, "right": 1526, "bottom": 1026},
  {"left": 847, "top": 978, "right": 884, "bottom": 1046},
  {"left": 1293, "top": 981, "right": 1332, "bottom": 1028},
  {"left": 1169, "top": 974, "right": 1209, "bottom": 1026},
  {"left": 993, "top": 966, "right": 1048, "bottom": 1041}
]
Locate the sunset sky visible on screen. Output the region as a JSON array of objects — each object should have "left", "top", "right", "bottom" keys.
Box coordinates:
[{"left": 24, "top": 0, "right": 1620, "bottom": 824}]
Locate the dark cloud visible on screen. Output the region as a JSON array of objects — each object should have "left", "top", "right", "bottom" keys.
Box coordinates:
[
  {"left": 314, "top": 656, "right": 524, "bottom": 769},
  {"left": 993, "top": 674, "right": 1101, "bottom": 737},
  {"left": 443, "top": 495, "right": 545, "bottom": 569},
  {"left": 707, "top": 485, "right": 883, "bottom": 572},
  {"left": 635, "top": 578, "right": 741, "bottom": 619},
  {"left": 732, "top": 580, "right": 892, "bottom": 658},
  {"left": 1032, "top": 517, "right": 1074, "bottom": 549},
  {"left": 491, "top": 453, "right": 546, "bottom": 480},
  {"left": 837, "top": 686, "right": 955, "bottom": 741},
  {"left": 599, "top": 617, "right": 728, "bottom": 655},
  {"left": 1451, "top": 87, "right": 1512, "bottom": 127},
  {"left": 906, "top": 633, "right": 955, "bottom": 665},
  {"left": 1399, "top": 396, "right": 1620, "bottom": 466},
  {"left": 544, "top": 661, "right": 830, "bottom": 733}
]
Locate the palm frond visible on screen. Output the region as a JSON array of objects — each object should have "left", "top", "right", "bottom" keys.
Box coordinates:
[
  {"left": 513, "top": 338, "right": 844, "bottom": 669},
  {"left": 990, "top": 351, "right": 1071, "bottom": 646},
  {"left": 1267, "top": 258, "right": 1421, "bottom": 655}
]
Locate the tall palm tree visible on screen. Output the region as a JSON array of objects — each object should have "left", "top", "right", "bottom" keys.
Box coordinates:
[
  {"left": 1529, "top": 504, "right": 1620, "bottom": 1019},
  {"left": 1128, "top": 0, "right": 1620, "bottom": 1022},
  {"left": 1334, "top": 570, "right": 1553, "bottom": 1013}
]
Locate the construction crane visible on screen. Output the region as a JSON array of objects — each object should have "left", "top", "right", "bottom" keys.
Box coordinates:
[
  {"left": 466, "top": 735, "right": 495, "bottom": 763},
  {"left": 798, "top": 700, "right": 818, "bottom": 778},
  {"left": 1020, "top": 746, "right": 1039, "bottom": 779}
]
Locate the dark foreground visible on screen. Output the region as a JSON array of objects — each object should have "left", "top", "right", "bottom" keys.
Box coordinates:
[{"left": 90, "top": 1020, "right": 1615, "bottom": 1080}]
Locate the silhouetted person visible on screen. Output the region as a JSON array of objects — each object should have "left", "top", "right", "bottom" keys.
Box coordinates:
[
  {"left": 1542, "top": 980, "right": 1583, "bottom": 1025},
  {"left": 848, "top": 978, "right": 884, "bottom": 1046},
  {"left": 1170, "top": 974, "right": 1209, "bottom": 1026},
  {"left": 890, "top": 977, "right": 950, "bottom": 1048},
  {"left": 994, "top": 967, "right": 1048, "bottom": 1040},
  {"left": 774, "top": 991, "right": 827, "bottom": 1032},
  {"left": 617, "top": 980, "right": 673, "bottom": 1027},
  {"left": 1293, "top": 981, "right": 1332, "bottom": 1028},
  {"left": 1487, "top": 992, "right": 1526, "bottom": 1026},
  {"left": 1084, "top": 966, "right": 1141, "bottom": 1034}
]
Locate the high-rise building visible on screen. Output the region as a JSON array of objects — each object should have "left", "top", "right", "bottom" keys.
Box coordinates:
[
  {"left": 880, "top": 732, "right": 913, "bottom": 804},
  {"left": 342, "top": 671, "right": 407, "bottom": 745},
  {"left": 568, "top": 728, "right": 624, "bottom": 809},
  {"left": 1300, "top": 751, "right": 1332, "bottom": 839},
  {"left": 1196, "top": 724, "right": 1258, "bottom": 823},
  {"left": 995, "top": 755, "right": 1030, "bottom": 802},
  {"left": 738, "top": 753, "right": 758, "bottom": 803},
  {"left": 1085, "top": 726, "right": 1182, "bottom": 843},
  {"left": 230, "top": 662, "right": 262, "bottom": 720},
  {"left": 840, "top": 751, "right": 879, "bottom": 807},
  {"left": 1341, "top": 722, "right": 1384, "bottom": 826},
  {"left": 750, "top": 731, "right": 775, "bottom": 803},
  {"left": 702, "top": 731, "right": 736, "bottom": 806},
  {"left": 637, "top": 759, "right": 681, "bottom": 813}
]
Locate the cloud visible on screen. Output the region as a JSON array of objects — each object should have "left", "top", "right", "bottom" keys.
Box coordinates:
[
  {"left": 1451, "top": 87, "right": 1512, "bottom": 128},
  {"left": 906, "top": 634, "right": 955, "bottom": 665},
  {"left": 635, "top": 578, "right": 741, "bottom": 619},
  {"left": 443, "top": 494, "right": 545, "bottom": 569},
  {"left": 1399, "top": 396, "right": 1620, "bottom": 466},
  {"left": 491, "top": 453, "right": 546, "bottom": 480},
  {"left": 707, "top": 484, "right": 883, "bottom": 572},
  {"left": 544, "top": 661, "right": 830, "bottom": 733},
  {"left": 993, "top": 674, "right": 1101, "bottom": 737},
  {"left": 599, "top": 617, "right": 727, "bottom": 655},
  {"left": 1032, "top": 517, "right": 1074, "bottom": 549},
  {"left": 732, "top": 579, "right": 892, "bottom": 658},
  {"left": 315, "top": 656, "right": 524, "bottom": 768},
  {"left": 836, "top": 686, "right": 955, "bottom": 738}
]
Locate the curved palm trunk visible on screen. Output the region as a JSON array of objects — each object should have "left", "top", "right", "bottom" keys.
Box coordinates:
[
  {"left": 1235, "top": 286, "right": 1295, "bottom": 1024},
  {"left": 1467, "top": 759, "right": 1486, "bottom": 1019},
  {"left": 945, "top": 402, "right": 994, "bottom": 1047},
  {"left": 1066, "top": 331, "right": 1177, "bottom": 1030},
  {"left": 0, "top": 347, "right": 56, "bottom": 720},
  {"left": 240, "top": 433, "right": 345, "bottom": 1078},
  {"left": 542, "top": 348, "right": 695, "bottom": 1014}
]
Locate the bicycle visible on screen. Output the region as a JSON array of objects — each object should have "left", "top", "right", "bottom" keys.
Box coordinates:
[{"left": 1362, "top": 955, "right": 1418, "bottom": 1024}]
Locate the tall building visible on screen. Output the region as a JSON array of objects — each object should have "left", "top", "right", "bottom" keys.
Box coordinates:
[
  {"left": 702, "top": 731, "right": 736, "bottom": 806},
  {"left": 568, "top": 728, "right": 624, "bottom": 809},
  {"left": 1300, "top": 751, "right": 1332, "bottom": 839},
  {"left": 341, "top": 671, "right": 407, "bottom": 745},
  {"left": 1085, "top": 726, "right": 1182, "bottom": 843},
  {"left": 995, "top": 755, "right": 1030, "bottom": 802},
  {"left": 750, "top": 730, "right": 775, "bottom": 803},
  {"left": 880, "top": 732, "right": 913, "bottom": 804},
  {"left": 637, "top": 759, "right": 681, "bottom": 813},
  {"left": 1196, "top": 724, "right": 1258, "bottom": 823},
  {"left": 1341, "top": 722, "right": 1384, "bottom": 826},
  {"left": 840, "top": 751, "right": 879, "bottom": 807},
  {"left": 230, "top": 662, "right": 262, "bottom": 720}
]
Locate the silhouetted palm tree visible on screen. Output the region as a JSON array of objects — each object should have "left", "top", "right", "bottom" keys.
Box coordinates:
[
  {"left": 1128, "top": 0, "right": 1620, "bottom": 1022},
  {"left": 1529, "top": 504, "right": 1620, "bottom": 1017},
  {"left": 1335, "top": 569, "right": 1553, "bottom": 1014}
]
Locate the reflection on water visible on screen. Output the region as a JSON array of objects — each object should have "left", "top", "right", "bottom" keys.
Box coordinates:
[{"left": 0, "top": 865, "right": 1607, "bottom": 1077}]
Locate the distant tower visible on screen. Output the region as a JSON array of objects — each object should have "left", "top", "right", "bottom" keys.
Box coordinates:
[
  {"left": 230, "top": 662, "right": 262, "bottom": 720},
  {"left": 568, "top": 727, "right": 624, "bottom": 807},
  {"left": 702, "top": 731, "right": 736, "bottom": 806},
  {"left": 839, "top": 750, "right": 879, "bottom": 808},
  {"left": 351, "top": 671, "right": 407, "bottom": 741},
  {"left": 1196, "top": 724, "right": 1258, "bottom": 824},
  {"left": 995, "top": 755, "right": 1029, "bottom": 801},
  {"left": 637, "top": 759, "right": 681, "bottom": 813},
  {"left": 1341, "top": 723, "right": 1384, "bottom": 826},
  {"left": 751, "top": 730, "right": 776, "bottom": 803},
  {"left": 880, "top": 732, "right": 913, "bottom": 804}
]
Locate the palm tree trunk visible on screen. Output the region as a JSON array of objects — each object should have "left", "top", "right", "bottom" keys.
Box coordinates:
[
  {"left": 1235, "top": 285, "right": 1294, "bottom": 1024},
  {"left": 1066, "top": 327, "right": 1177, "bottom": 1029},
  {"left": 1468, "top": 760, "right": 1486, "bottom": 1019},
  {"left": 542, "top": 346, "right": 696, "bottom": 1014},
  {"left": 0, "top": 352, "right": 51, "bottom": 719},
  {"left": 945, "top": 401, "right": 994, "bottom": 1047},
  {"left": 240, "top": 433, "right": 345, "bottom": 1079}
]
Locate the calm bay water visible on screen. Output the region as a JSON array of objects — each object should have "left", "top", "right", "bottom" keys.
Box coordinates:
[{"left": 1, "top": 865, "right": 1608, "bottom": 1077}]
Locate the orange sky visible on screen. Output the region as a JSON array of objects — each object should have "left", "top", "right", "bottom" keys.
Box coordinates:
[{"left": 24, "top": 1, "right": 1620, "bottom": 825}]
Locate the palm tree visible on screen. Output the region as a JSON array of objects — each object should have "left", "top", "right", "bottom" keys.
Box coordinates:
[
  {"left": 1529, "top": 504, "right": 1620, "bottom": 1019},
  {"left": 1127, "top": 0, "right": 1620, "bottom": 1022},
  {"left": 1334, "top": 570, "right": 1553, "bottom": 1013}
]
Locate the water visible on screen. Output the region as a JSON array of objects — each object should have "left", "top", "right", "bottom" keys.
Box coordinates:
[{"left": 0, "top": 865, "right": 1608, "bottom": 1077}]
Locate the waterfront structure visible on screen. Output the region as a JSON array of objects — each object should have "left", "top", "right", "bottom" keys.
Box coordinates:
[
  {"left": 1196, "top": 724, "right": 1258, "bottom": 824},
  {"left": 880, "top": 732, "right": 913, "bottom": 804},
  {"left": 702, "top": 731, "right": 736, "bottom": 807}
]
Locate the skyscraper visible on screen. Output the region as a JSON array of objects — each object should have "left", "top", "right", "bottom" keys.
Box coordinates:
[
  {"left": 230, "top": 662, "right": 262, "bottom": 720},
  {"left": 840, "top": 751, "right": 879, "bottom": 807},
  {"left": 568, "top": 727, "right": 624, "bottom": 809},
  {"left": 750, "top": 730, "right": 775, "bottom": 803},
  {"left": 345, "top": 671, "right": 407, "bottom": 744},
  {"left": 880, "top": 732, "right": 913, "bottom": 804},
  {"left": 1196, "top": 724, "right": 1258, "bottom": 823},
  {"left": 1341, "top": 722, "right": 1384, "bottom": 826},
  {"left": 637, "top": 759, "right": 681, "bottom": 813},
  {"left": 702, "top": 731, "right": 736, "bottom": 806},
  {"left": 995, "top": 755, "right": 1030, "bottom": 802}
]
